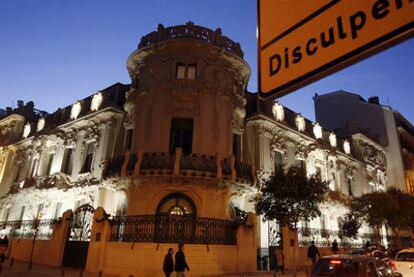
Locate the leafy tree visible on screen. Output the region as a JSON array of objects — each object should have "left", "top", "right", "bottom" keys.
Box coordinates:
[
  {"left": 349, "top": 191, "right": 396, "bottom": 246},
  {"left": 253, "top": 165, "right": 328, "bottom": 276},
  {"left": 340, "top": 214, "right": 362, "bottom": 248},
  {"left": 254, "top": 165, "right": 329, "bottom": 229},
  {"left": 386, "top": 187, "right": 414, "bottom": 247},
  {"left": 341, "top": 215, "right": 361, "bottom": 240}
]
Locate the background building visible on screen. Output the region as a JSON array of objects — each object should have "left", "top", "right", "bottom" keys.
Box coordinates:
[{"left": 314, "top": 91, "right": 414, "bottom": 193}]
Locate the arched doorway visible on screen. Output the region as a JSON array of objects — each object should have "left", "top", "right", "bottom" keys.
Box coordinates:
[{"left": 155, "top": 193, "right": 196, "bottom": 243}]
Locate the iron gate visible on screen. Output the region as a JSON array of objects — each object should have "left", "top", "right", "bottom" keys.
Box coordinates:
[{"left": 62, "top": 204, "right": 95, "bottom": 269}]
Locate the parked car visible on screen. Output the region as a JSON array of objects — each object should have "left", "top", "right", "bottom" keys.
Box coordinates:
[
  {"left": 394, "top": 248, "right": 414, "bottom": 276},
  {"left": 310, "top": 255, "right": 401, "bottom": 277}
]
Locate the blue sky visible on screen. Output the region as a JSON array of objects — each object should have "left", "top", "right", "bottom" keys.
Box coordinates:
[{"left": 0, "top": 0, "right": 413, "bottom": 123}]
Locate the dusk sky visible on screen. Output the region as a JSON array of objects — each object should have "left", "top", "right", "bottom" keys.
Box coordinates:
[{"left": 1, "top": 0, "right": 413, "bottom": 123}]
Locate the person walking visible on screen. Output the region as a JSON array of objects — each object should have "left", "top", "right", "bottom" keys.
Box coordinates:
[
  {"left": 307, "top": 241, "right": 320, "bottom": 266},
  {"left": 174, "top": 243, "right": 190, "bottom": 277},
  {"left": 331, "top": 239, "right": 339, "bottom": 254},
  {"left": 163, "top": 248, "right": 174, "bottom": 277}
]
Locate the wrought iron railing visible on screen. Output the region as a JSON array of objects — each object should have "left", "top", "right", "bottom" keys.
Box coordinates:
[
  {"left": 180, "top": 154, "right": 216, "bottom": 176},
  {"left": 0, "top": 219, "right": 55, "bottom": 240},
  {"left": 104, "top": 155, "right": 125, "bottom": 178},
  {"left": 104, "top": 151, "right": 254, "bottom": 184},
  {"left": 110, "top": 215, "right": 237, "bottom": 245},
  {"left": 140, "top": 152, "right": 175, "bottom": 172},
  {"left": 235, "top": 161, "right": 253, "bottom": 181},
  {"left": 296, "top": 227, "right": 411, "bottom": 248},
  {"left": 138, "top": 22, "right": 244, "bottom": 58}
]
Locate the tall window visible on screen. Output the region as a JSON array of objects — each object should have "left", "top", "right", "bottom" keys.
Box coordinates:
[
  {"left": 176, "top": 63, "right": 197, "bottom": 79},
  {"left": 125, "top": 129, "right": 133, "bottom": 150},
  {"left": 169, "top": 118, "right": 193, "bottom": 155},
  {"left": 233, "top": 134, "right": 241, "bottom": 162},
  {"left": 14, "top": 164, "right": 22, "bottom": 182},
  {"left": 298, "top": 159, "right": 306, "bottom": 176},
  {"left": 36, "top": 203, "right": 44, "bottom": 219},
  {"left": 274, "top": 151, "right": 284, "bottom": 172},
  {"left": 61, "top": 148, "right": 73, "bottom": 175},
  {"left": 347, "top": 178, "right": 353, "bottom": 197},
  {"left": 81, "top": 143, "right": 95, "bottom": 173},
  {"left": 46, "top": 153, "right": 55, "bottom": 175},
  {"left": 17, "top": 206, "right": 25, "bottom": 228},
  {"left": 54, "top": 202, "right": 62, "bottom": 219},
  {"left": 315, "top": 166, "right": 322, "bottom": 180},
  {"left": 30, "top": 159, "right": 39, "bottom": 177},
  {"left": 3, "top": 207, "right": 10, "bottom": 222}
]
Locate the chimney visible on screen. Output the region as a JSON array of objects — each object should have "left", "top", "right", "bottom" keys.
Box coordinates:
[
  {"left": 368, "top": 96, "right": 379, "bottom": 105},
  {"left": 17, "top": 100, "right": 24, "bottom": 108}
]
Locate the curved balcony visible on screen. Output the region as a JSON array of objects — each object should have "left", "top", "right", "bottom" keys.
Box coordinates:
[
  {"left": 109, "top": 215, "right": 237, "bottom": 245},
  {"left": 103, "top": 148, "right": 254, "bottom": 185},
  {"left": 137, "top": 21, "right": 244, "bottom": 58}
]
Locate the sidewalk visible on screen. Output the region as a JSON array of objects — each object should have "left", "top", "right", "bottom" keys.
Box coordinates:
[
  {"left": 0, "top": 259, "right": 113, "bottom": 277},
  {"left": 0, "top": 260, "right": 309, "bottom": 277}
]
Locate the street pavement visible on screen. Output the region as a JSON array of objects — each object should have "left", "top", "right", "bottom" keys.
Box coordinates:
[{"left": 0, "top": 260, "right": 309, "bottom": 277}]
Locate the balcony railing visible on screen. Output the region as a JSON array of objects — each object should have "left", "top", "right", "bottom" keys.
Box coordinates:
[
  {"left": 0, "top": 219, "right": 55, "bottom": 240},
  {"left": 103, "top": 149, "right": 254, "bottom": 184},
  {"left": 138, "top": 22, "right": 244, "bottom": 58},
  {"left": 109, "top": 215, "right": 237, "bottom": 245}
]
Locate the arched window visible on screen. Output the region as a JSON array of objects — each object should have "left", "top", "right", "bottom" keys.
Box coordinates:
[{"left": 156, "top": 193, "right": 196, "bottom": 217}]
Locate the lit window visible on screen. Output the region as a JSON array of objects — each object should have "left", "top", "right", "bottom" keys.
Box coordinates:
[
  {"left": 176, "top": 63, "right": 197, "bottom": 79},
  {"left": 329, "top": 132, "right": 337, "bottom": 147},
  {"left": 70, "top": 101, "right": 81, "bottom": 119},
  {"left": 272, "top": 102, "right": 285, "bottom": 121},
  {"left": 343, "top": 140, "right": 351, "bottom": 154},
  {"left": 313, "top": 123, "right": 323, "bottom": 139},
  {"left": 157, "top": 193, "right": 196, "bottom": 217},
  {"left": 176, "top": 64, "right": 186, "bottom": 79},
  {"left": 295, "top": 114, "right": 305, "bottom": 132},
  {"left": 22, "top": 123, "right": 31, "bottom": 138}
]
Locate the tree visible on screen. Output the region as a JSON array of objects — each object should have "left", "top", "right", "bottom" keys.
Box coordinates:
[
  {"left": 386, "top": 187, "right": 414, "bottom": 247},
  {"left": 340, "top": 214, "right": 361, "bottom": 248},
  {"left": 253, "top": 165, "right": 328, "bottom": 276},
  {"left": 349, "top": 191, "right": 396, "bottom": 247},
  {"left": 254, "top": 166, "right": 329, "bottom": 229}
]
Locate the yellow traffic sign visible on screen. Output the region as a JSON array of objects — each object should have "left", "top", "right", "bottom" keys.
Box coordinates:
[{"left": 258, "top": 0, "right": 414, "bottom": 98}]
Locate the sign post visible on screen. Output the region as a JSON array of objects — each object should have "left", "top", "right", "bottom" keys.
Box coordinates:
[{"left": 258, "top": 0, "right": 414, "bottom": 98}]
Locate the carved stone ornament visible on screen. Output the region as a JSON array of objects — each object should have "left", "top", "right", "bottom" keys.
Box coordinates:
[
  {"left": 70, "top": 101, "right": 81, "bottom": 120},
  {"left": 272, "top": 101, "right": 285, "bottom": 122},
  {"left": 343, "top": 140, "right": 351, "bottom": 155},
  {"left": 354, "top": 138, "right": 386, "bottom": 170},
  {"left": 295, "top": 114, "right": 305, "bottom": 132}
]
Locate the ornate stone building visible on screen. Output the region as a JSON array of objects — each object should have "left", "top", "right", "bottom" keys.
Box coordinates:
[{"left": 0, "top": 23, "right": 395, "bottom": 275}]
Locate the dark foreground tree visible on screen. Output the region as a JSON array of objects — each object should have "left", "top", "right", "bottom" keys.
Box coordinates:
[
  {"left": 253, "top": 165, "right": 329, "bottom": 276},
  {"left": 386, "top": 187, "right": 414, "bottom": 247},
  {"left": 340, "top": 214, "right": 361, "bottom": 248},
  {"left": 349, "top": 191, "right": 395, "bottom": 246}
]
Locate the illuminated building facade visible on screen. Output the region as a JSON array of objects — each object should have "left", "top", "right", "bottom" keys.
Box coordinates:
[{"left": 0, "top": 23, "right": 404, "bottom": 275}]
